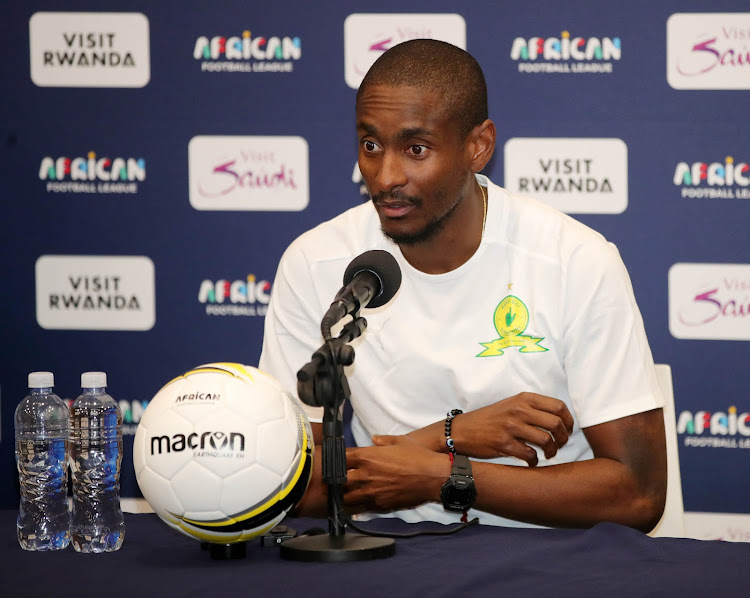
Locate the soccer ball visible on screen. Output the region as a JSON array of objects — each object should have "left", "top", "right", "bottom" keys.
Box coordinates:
[{"left": 133, "top": 362, "right": 313, "bottom": 544}]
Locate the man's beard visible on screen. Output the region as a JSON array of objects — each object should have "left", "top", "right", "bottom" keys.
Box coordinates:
[{"left": 372, "top": 191, "right": 464, "bottom": 247}]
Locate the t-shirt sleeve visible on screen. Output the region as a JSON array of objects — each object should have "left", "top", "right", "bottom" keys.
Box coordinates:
[
  {"left": 562, "top": 240, "right": 665, "bottom": 428},
  {"left": 258, "top": 245, "right": 325, "bottom": 424}
]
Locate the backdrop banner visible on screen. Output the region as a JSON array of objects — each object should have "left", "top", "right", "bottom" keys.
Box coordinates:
[{"left": 1, "top": 2, "right": 748, "bottom": 541}]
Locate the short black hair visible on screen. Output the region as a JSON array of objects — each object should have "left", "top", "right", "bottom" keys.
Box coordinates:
[{"left": 357, "top": 39, "right": 488, "bottom": 139}]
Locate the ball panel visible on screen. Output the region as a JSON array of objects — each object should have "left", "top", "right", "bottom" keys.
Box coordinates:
[
  {"left": 253, "top": 366, "right": 287, "bottom": 394},
  {"left": 136, "top": 466, "right": 184, "bottom": 516},
  {"left": 221, "top": 463, "right": 281, "bottom": 518},
  {"left": 170, "top": 461, "right": 222, "bottom": 513},
  {"left": 237, "top": 381, "right": 286, "bottom": 424},
  {"left": 256, "top": 418, "right": 297, "bottom": 476}
]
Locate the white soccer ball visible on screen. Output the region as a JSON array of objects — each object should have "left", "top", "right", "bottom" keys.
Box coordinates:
[{"left": 133, "top": 362, "right": 313, "bottom": 544}]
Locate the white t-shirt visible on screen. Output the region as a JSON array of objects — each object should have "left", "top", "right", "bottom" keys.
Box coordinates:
[{"left": 259, "top": 175, "right": 664, "bottom": 527}]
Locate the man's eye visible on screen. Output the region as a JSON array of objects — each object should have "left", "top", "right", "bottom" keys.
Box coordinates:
[
  {"left": 364, "top": 140, "right": 377, "bottom": 151},
  {"left": 410, "top": 145, "right": 426, "bottom": 155}
]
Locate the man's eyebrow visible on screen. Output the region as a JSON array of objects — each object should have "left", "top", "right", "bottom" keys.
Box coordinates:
[
  {"left": 357, "top": 121, "right": 379, "bottom": 137},
  {"left": 356, "top": 122, "right": 435, "bottom": 141},
  {"left": 397, "top": 127, "right": 434, "bottom": 141}
]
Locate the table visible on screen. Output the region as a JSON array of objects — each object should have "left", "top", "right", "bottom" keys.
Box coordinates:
[{"left": 2, "top": 511, "right": 749, "bottom": 597}]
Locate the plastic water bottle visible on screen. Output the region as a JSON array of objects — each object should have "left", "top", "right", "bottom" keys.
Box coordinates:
[
  {"left": 70, "top": 371, "right": 125, "bottom": 553},
  {"left": 15, "top": 371, "right": 71, "bottom": 551}
]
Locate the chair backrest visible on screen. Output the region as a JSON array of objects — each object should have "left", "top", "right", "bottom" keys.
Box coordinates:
[{"left": 648, "top": 364, "right": 685, "bottom": 538}]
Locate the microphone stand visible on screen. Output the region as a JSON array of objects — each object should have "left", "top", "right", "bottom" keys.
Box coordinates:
[{"left": 279, "top": 316, "right": 395, "bottom": 562}]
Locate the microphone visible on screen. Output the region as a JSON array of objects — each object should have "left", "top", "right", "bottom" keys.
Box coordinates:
[{"left": 321, "top": 250, "right": 401, "bottom": 340}]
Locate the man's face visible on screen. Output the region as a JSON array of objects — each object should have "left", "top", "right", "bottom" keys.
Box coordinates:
[{"left": 356, "top": 84, "right": 474, "bottom": 246}]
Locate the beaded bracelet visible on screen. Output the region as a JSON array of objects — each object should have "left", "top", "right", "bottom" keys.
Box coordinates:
[{"left": 444, "top": 408, "right": 463, "bottom": 454}]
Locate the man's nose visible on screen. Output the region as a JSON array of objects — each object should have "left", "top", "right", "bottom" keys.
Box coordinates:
[{"left": 374, "top": 151, "right": 407, "bottom": 191}]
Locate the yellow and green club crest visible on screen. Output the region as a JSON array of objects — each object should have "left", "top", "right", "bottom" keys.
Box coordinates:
[{"left": 478, "top": 295, "right": 548, "bottom": 357}]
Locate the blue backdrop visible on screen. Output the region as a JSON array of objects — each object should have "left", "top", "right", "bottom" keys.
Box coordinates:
[{"left": 1, "top": 1, "right": 749, "bottom": 523}]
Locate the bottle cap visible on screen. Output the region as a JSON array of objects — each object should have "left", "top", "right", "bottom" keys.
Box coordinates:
[
  {"left": 28, "top": 371, "right": 54, "bottom": 388},
  {"left": 81, "top": 371, "right": 107, "bottom": 388}
]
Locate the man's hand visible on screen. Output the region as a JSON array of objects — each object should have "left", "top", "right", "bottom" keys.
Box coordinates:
[
  {"left": 344, "top": 435, "right": 450, "bottom": 512},
  {"left": 408, "top": 392, "right": 575, "bottom": 466}
]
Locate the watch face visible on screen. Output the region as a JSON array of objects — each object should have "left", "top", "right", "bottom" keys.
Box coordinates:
[
  {"left": 446, "top": 485, "right": 472, "bottom": 503},
  {"left": 441, "top": 477, "right": 477, "bottom": 511}
]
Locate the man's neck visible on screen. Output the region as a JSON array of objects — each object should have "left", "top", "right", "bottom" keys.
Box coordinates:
[{"left": 398, "top": 182, "right": 485, "bottom": 275}]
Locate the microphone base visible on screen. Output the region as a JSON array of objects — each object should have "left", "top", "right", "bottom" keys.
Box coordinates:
[{"left": 279, "top": 532, "right": 395, "bottom": 562}]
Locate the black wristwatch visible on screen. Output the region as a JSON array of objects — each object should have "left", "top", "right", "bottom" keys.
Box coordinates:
[{"left": 440, "top": 454, "right": 477, "bottom": 512}]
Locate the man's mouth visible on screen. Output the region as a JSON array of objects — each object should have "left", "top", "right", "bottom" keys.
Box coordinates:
[
  {"left": 376, "top": 201, "right": 414, "bottom": 218},
  {"left": 373, "top": 195, "right": 419, "bottom": 219}
]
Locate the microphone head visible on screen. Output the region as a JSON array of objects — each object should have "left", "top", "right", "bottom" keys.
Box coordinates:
[{"left": 343, "top": 250, "right": 402, "bottom": 308}]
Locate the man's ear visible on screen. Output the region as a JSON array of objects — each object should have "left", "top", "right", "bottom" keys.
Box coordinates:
[{"left": 467, "top": 119, "right": 496, "bottom": 173}]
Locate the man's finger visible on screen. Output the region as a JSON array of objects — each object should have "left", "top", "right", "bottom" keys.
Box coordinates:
[
  {"left": 527, "top": 394, "right": 575, "bottom": 432},
  {"left": 345, "top": 447, "right": 364, "bottom": 467},
  {"left": 527, "top": 411, "right": 571, "bottom": 448}
]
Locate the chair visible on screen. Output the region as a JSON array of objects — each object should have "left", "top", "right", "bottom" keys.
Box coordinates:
[{"left": 648, "top": 364, "right": 686, "bottom": 538}]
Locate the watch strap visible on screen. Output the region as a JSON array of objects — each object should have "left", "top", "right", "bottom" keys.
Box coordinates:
[{"left": 451, "top": 453, "right": 472, "bottom": 477}]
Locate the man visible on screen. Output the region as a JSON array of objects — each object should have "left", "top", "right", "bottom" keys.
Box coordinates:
[{"left": 260, "top": 39, "right": 666, "bottom": 531}]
